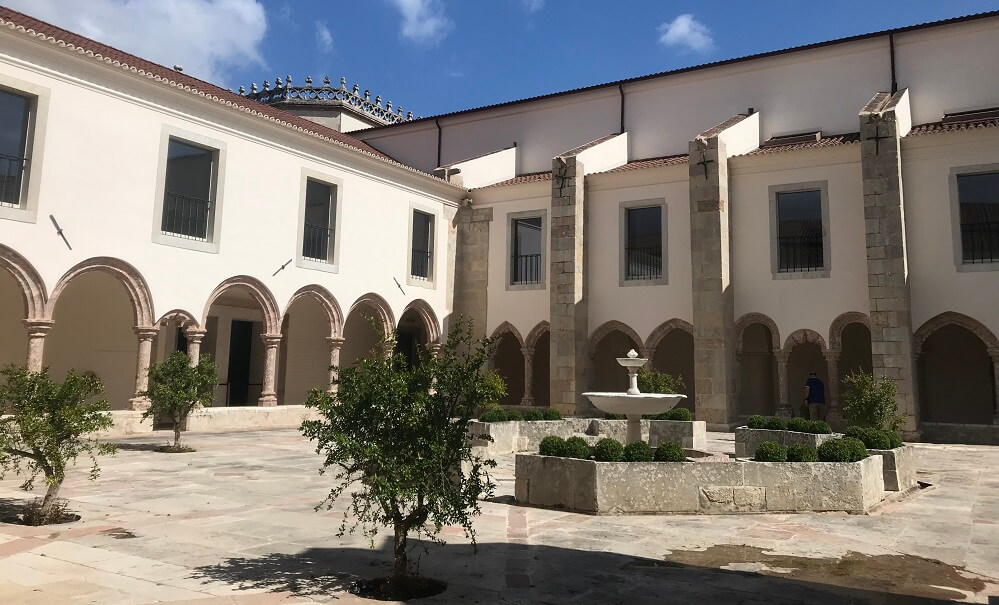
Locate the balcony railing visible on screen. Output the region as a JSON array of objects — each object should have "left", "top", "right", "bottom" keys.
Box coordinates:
[
  {"left": 962, "top": 221, "right": 999, "bottom": 264},
  {"left": 778, "top": 235, "right": 824, "bottom": 272},
  {"left": 625, "top": 245, "right": 662, "bottom": 280},
  {"left": 512, "top": 253, "right": 542, "bottom": 284},
  {"left": 0, "top": 153, "right": 27, "bottom": 208},
  {"left": 411, "top": 248, "right": 431, "bottom": 279},
  {"left": 302, "top": 223, "right": 332, "bottom": 261},
  {"left": 162, "top": 191, "right": 212, "bottom": 240}
]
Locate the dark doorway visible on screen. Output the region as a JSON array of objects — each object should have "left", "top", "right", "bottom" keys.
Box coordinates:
[
  {"left": 227, "top": 320, "right": 253, "bottom": 405},
  {"left": 396, "top": 330, "right": 416, "bottom": 367}
]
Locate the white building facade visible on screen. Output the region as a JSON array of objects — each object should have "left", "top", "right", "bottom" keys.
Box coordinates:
[{"left": 1, "top": 8, "right": 997, "bottom": 442}]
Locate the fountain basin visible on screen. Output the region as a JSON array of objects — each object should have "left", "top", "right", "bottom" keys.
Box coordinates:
[{"left": 582, "top": 393, "right": 686, "bottom": 416}]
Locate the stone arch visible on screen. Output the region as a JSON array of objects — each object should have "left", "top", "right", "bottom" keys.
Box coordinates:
[
  {"left": 643, "top": 318, "right": 693, "bottom": 354},
  {"left": 47, "top": 257, "right": 154, "bottom": 326},
  {"left": 735, "top": 312, "right": 781, "bottom": 351},
  {"left": 913, "top": 312, "right": 999, "bottom": 355},
  {"left": 401, "top": 299, "right": 441, "bottom": 345},
  {"left": 490, "top": 321, "right": 525, "bottom": 348},
  {"left": 0, "top": 244, "right": 46, "bottom": 319},
  {"left": 589, "top": 320, "right": 646, "bottom": 359},
  {"left": 782, "top": 329, "right": 827, "bottom": 354},
  {"left": 348, "top": 292, "right": 395, "bottom": 335},
  {"left": 524, "top": 320, "right": 550, "bottom": 351},
  {"left": 157, "top": 309, "right": 200, "bottom": 330},
  {"left": 202, "top": 276, "right": 281, "bottom": 335},
  {"left": 829, "top": 312, "right": 871, "bottom": 350},
  {"left": 283, "top": 285, "right": 344, "bottom": 338}
]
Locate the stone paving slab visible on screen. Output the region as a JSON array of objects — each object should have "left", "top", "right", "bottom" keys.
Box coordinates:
[{"left": 0, "top": 429, "right": 996, "bottom": 603}]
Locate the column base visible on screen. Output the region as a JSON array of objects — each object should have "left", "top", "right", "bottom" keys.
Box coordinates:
[
  {"left": 520, "top": 395, "right": 535, "bottom": 406},
  {"left": 776, "top": 405, "right": 793, "bottom": 418},
  {"left": 257, "top": 395, "right": 278, "bottom": 407},
  {"left": 825, "top": 408, "right": 843, "bottom": 429},
  {"left": 127, "top": 396, "right": 151, "bottom": 412}
]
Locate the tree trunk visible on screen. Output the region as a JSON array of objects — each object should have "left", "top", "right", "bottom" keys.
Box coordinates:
[
  {"left": 393, "top": 522, "right": 409, "bottom": 578},
  {"left": 173, "top": 414, "right": 182, "bottom": 449},
  {"left": 39, "top": 478, "right": 62, "bottom": 521}
]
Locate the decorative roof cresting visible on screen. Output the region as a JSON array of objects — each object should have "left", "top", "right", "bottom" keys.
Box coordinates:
[{"left": 241, "top": 75, "right": 418, "bottom": 126}]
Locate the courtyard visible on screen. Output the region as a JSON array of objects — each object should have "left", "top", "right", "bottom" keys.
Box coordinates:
[{"left": 0, "top": 429, "right": 996, "bottom": 604}]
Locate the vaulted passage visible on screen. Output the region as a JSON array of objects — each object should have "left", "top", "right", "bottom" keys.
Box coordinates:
[
  {"left": 786, "top": 341, "right": 828, "bottom": 419},
  {"left": 279, "top": 294, "right": 332, "bottom": 404},
  {"left": 531, "top": 330, "right": 550, "bottom": 406},
  {"left": 739, "top": 323, "right": 777, "bottom": 417},
  {"left": 919, "top": 325, "right": 996, "bottom": 425},
  {"left": 340, "top": 303, "right": 387, "bottom": 368},
  {"left": 396, "top": 307, "right": 430, "bottom": 367},
  {"left": 650, "top": 329, "right": 695, "bottom": 412},
  {"left": 591, "top": 329, "right": 641, "bottom": 393},
  {"left": 839, "top": 322, "right": 873, "bottom": 383},
  {"left": 0, "top": 269, "right": 27, "bottom": 368},
  {"left": 492, "top": 331, "right": 524, "bottom": 406},
  {"left": 204, "top": 287, "right": 268, "bottom": 406}
]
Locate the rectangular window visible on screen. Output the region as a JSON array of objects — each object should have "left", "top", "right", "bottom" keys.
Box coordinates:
[
  {"left": 162, "top": 138, "right": 216, "bottom": 240},
  {"left": 511, "top": 216, "right": 543, "bottom": 284},
  {"left": 776, "top": 189, "right": 824, "bottom": 272},
  {"left": 624, "top": 206, "right": 663, "bottom": 280},
  {"left": 302, "top": 179, "right": 335, "bottom": 262},
  {"left": 0, "top": 88, "right": 32, "bottom": 208},
  {"left": 957, "top": 172, "right": 999, "bottom": 264},
  {"left": 410, "top": 210, "right": 434, "bottom": 279}
]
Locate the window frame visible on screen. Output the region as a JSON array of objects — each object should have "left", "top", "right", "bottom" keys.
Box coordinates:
[
  {"left": 949, "top": 164, "right": 999, "bottom": 272},
  {"left": 296, "top": 169, "right": 344, "bottom": 273},
  {"left": 618, "top": 198, "right": 668, "bottom": 287},
  {"left": 0, "top": 75, "right": 50, "bottom": 224},
  {"left": 768, "top": 181, "right": 831, "bottom": 280},
  {"left": 506, "top": 209, "right": 548, "bottom": 291},
  {"left": 151, "top": 127, "right": 226, "bottom": 253},
  {"left": 406, "top": 202, "right": 439, "bottom": 289}
]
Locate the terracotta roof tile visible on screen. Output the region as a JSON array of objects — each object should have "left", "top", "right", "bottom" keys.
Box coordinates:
[
  {"left": 0, "top": 6, "right": 453, "bottom": 184},
  {"left": 558, "top": 134, "right": 618, "bottom": 157},
  {"left": 596, "top": 154, "right": 689, "bottom": 174},
  {"left": 479, "top": 171, "right": 552, "bottom": 189},
  {"left": 909, "top": 117, "right": 999, "bottom": 136},
  {"left": 743, "top": 133, "right": 860, "bottom": 155}
]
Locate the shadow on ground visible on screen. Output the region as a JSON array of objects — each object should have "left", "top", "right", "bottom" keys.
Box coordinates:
[{"left": 193, "top": 539, "right": 988, "bottom": 604}]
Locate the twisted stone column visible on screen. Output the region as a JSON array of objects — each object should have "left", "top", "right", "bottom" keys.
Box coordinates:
[
  {"left": 824, "top": 348, "right": 842, "bottom": 425},
  {"left": 990, "top": 347, "right": 999, "bottom": 425},
  {"left": 258, "top": 333, "right": 282, "bottom": 406},
  {"left": 326, "top": 337, "right": 344, "bottom": 393},
  {"left": 521, "top": 346, "right": 535, "bottom": 406},
  {"left": 127, "top": 326, "right": 159, "bottom": 411},
  {"left": 185, "top": 328, "right": 207, "bottom": 365},
  {"left": 774, "top": 349, "right": 791, "bottom": 417},
  {"left": 23, "top": 319, "right": 53, "bottom": 373}
]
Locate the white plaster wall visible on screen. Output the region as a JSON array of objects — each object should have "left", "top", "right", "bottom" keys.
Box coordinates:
[
  {"left": 575, "top": 133, "right": 628, "bottom": 175},
  {"left": 0, "top": 35, "right": 459, "bottom": 377},
  {"left": 449, "top": 146, "right": 516, "bottom": 189},
  {"left": 355, "top": 122, "right": 439, "bottom": 172},
  {"left": 902, "top": 130, "right": 999, "bottom": 337},
  {"left": 475, "top": 185, "right": 550, "bottom": 338},
  {"left": 730, "top": 147, "right": 870, "bottom": 345},
  {"left": 586, "top": 167, "right": 692, "bottom": 342}
]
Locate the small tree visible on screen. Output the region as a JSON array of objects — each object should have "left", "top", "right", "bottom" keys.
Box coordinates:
[
  {"left": 301, "top": 320, "right": 503, "bottom": 587},
  {"left": 141, "top": 351, "right": 218, "bottom": 451},
  {"left": 0, "top": 366, "right": 116, "bottom": 523},
  {"left": 637, "top": 367, "right": 685, "bottom": 394},
  {"left": 841, "top": 370, "right": 903, "bottom": 431}
]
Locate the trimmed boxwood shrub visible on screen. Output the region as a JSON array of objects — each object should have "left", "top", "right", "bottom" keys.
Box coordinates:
[
  {"left": 539, "top": 435, "right": 567, "bottom": 457},
  {"left": 787, "top": 417, "right": 810, "bottom": 432},
  {"left": 845, "top": 426, "right": 903, "bottom": 450},
  {"left": 754, "top": 441, "right": 788, "bottom": 462},
  {"left": 592, "top": 438, "right": 624, "bottom": 462},
  {"left": 654, "top": 441, "right": 686, "bottom": 462},
  {"left": 478, "top": 409, "right": 508, "bottom": 423},
  {"left": 604, "top": 413, "right": 625, "bottom": 420},
  {"left": 505, "top": 410, "right": 524, "bottom": 421},
  {"left": 747, "top": 415, "right": 767, "bottom": 429},
  {"left": 763, "top": 416, "right": 787, "bottom": 431},
  {"left": 564, "top": 436, "right": 591, "bottom": 459},
  {"left": 522, "top": 410, "right": 544, "bottom": 421},
  {"left": 808, "top": 420, "right": 833, "bottom": 434},
  {"left": 786, "top": 443, "right": 819, "bottom": 462},
  {"left": 622, "top": 441, "right": 654, "bottom": 462},
  {"left": 818, "top": 437, "right": 868, "bottom": 462},
  {"left": 649, "top": 407, "right": 693, "bottom": 421},
  {"left": 541, "top": 408, "right": 563, "bottom": 421}
]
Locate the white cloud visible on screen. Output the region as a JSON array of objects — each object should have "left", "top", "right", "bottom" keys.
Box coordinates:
[
  {"left": 314, "top": 21, "right": 333, "bottom": 53},
  {"left": 521, "top": 0, "right": 544, "bottom": 12},
  {"left": 4, "top": 0, "right": 268, "bottom": 86},
  {"left": 657, "top": 14, "right": 714, "bottom": 53},
  {"left": 387, "top": 0, "right": 452, "bottom": 45}
]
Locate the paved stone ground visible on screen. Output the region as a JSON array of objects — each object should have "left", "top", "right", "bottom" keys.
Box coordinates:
[{"left": 0, "top": 430, "right": 997, "bottom": 604}]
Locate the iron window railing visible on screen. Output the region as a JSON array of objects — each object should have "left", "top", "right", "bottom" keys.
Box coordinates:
[
  {"left": 512, "top": 253, "right": 542, "bottom": 284},
  {"left": 777, "top": 235, "right": 824, "bottom": 272},
  {"left": 0, "top": 153, "right": 27, "bottom": 207},
  {"left": 162, "top": 191, "right": 212, "bottom": 240},
  {"left": 961, "top": 221, "right": 999, "bottom": 263},
  {"left": 302, "top": 223, "right": 332, "bottom": 261},
  {"left": 411, "top": 248, "right": 432, "bottom": 279},
  {"left": 625, "top": 245, "right": 662, "bottom": 280}
]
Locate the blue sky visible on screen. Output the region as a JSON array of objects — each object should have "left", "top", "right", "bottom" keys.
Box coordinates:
[{"left": 8, "top": 1, "right": 999, "bottom": 118}]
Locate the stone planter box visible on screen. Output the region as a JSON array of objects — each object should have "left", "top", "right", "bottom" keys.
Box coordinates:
[
  {"left": 734, "top": 427, "right": 840, "bottom": 458},
  {"left": 467, "top": 418, "right": 706, "bottom": 454},
  {"left": 183, "top": 404, "right": 319, "bottom": 432},
  {"left": 868, "top": 445, "right": 917, "bottom": 492},
  {"left": 515, "top": 454, "right": 885, "bottom": 514}
]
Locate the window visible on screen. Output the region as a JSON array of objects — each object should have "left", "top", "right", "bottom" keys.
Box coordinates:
[
  {"left": 410, "top": 210, "right": 434, "bottom": 280},
  {"left": 512, "top": 216, "right": 543, "bottom": 284},
  {"left": 0, "top": 88, "right": 32, "bottom": 209},
  {"left": 776, "top": 189, "right": 824, "bottom": 273},
  {"left": 956, "top": 172, "right": 999, "bottom": 264},
  {"left": 624, "top": 206, "right": 663, "bottom": 281},
  {"left": 302, "top": 179, "right": 335, "bottom": 262},
  {"left": 162, "top": 138, "right": 216, "bottom": 240}
]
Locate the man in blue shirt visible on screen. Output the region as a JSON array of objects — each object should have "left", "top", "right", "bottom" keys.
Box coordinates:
[{"left": 803, "top": 372, "right": 826, "bottom": 420}]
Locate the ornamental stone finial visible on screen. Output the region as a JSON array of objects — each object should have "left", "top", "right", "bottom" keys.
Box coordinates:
[
  {"left": 340, "top": 76, "right": 346, "bottom": 88},
  {"left": 397, "top": 106, "right": 403, "bottom": 115},
  {"left": 286, "top": 74, "right": 292, "bottom": 85},
  {"left": 375, "top": 95, "right": 382, "bottom": 106},
  {"left": 263, "top": 80, "right": 270, "bottom": 91},
  {"left": 305, "top": 75, "right": 312, "bottom": 86},
  {"left": 386, "top": 100, "right": 392, "bottom": 111},
  {"left": 275, "top": 76, "right": 283, "bottom": 87},
  {"left": 251, "top": 82, "right": 257, "bottom": 93},
  {"left": 407, "top": 111, "right": 413, "bottom": 120},
  {"left": 238, "top": 85, "right": 245, "bottom": 94},
  {"left": 323, "top": 75, "right": 331, "bottom": 87}
]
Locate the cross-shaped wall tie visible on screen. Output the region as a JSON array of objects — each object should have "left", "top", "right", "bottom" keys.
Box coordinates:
[{"left": 696, "top": 154, "right": 715, "bottom": 179}]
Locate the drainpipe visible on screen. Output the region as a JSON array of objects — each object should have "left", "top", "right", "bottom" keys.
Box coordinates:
[
  {"left": 889, "top": 33, "right": 898, "bottom": 94},
  {"left": 435, "top": 118, "right": 442, "bottom": 168},
  {"left": 618, "top": 84, "right": 626, "bottom": 134}
]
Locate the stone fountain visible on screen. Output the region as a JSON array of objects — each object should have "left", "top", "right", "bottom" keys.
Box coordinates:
[{"left": 582, "top": 349, "right": 687, "bottom": 444}]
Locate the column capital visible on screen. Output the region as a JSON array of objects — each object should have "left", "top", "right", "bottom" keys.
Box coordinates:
[
  {"left": 184, "top": 327, "right": 207, "bottom": 341},
  {"left": 773, "top": 348, "right": 789, "bottom": 363},
  {"left": 23, "top": 318, "right": 54, "bottom": 336},
  {"left": 134, "top": 325, "right": 159, "bottom": 340},
  {"left": 823, "top": 348, "right": 842, "bottom": 362},
  {"left": 521, "top": 346, "right": 535, "bottom": 357},
  {"left": 327, "top": 336, "right": 345, "bottom": 349},
  {"left": 261, "top": 333, "right": 283, "bottom": 347}
]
